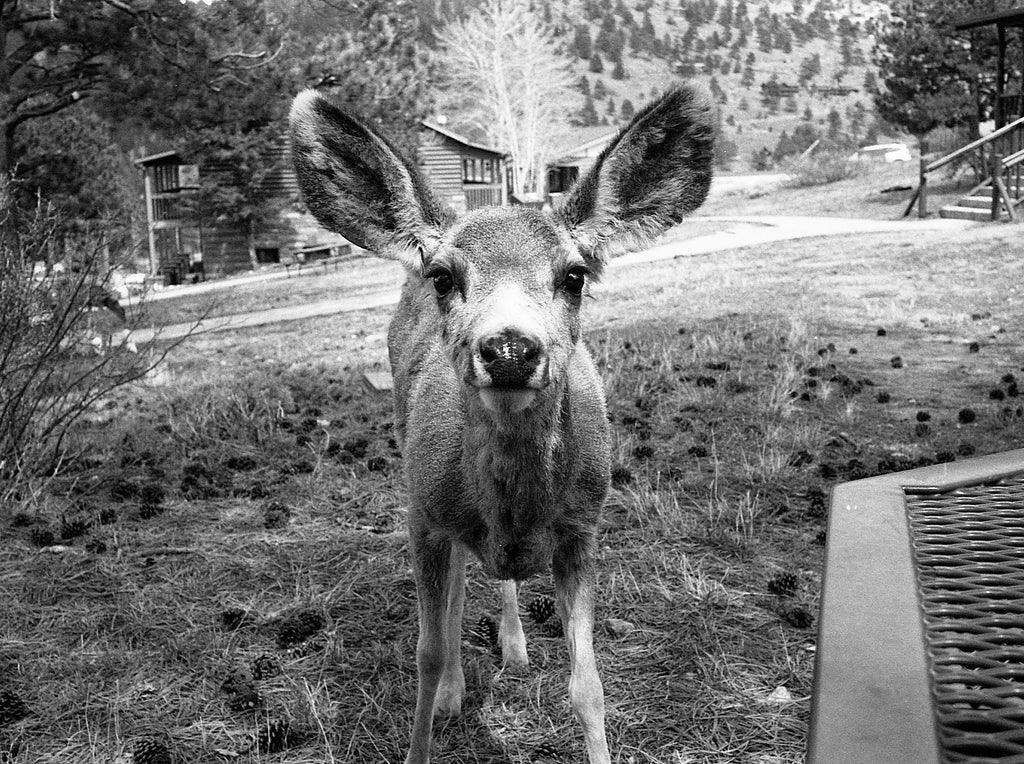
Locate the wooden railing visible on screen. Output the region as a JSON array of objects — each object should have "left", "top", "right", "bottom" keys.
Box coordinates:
[
  {"left": 464, "top": 184, "right": 504, "bottom": 210},
  {"left": 906, "top": 115, "right": 1024, "bottom": 221}
]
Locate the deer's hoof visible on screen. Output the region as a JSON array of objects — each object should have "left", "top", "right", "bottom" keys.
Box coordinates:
[{"left": 433, "top": 684, "right": 463, "bottom": 718}]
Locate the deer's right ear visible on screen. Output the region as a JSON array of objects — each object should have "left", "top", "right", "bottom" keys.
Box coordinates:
[{"left": 288, "top": 90, "right": 454, "bottom": 269}]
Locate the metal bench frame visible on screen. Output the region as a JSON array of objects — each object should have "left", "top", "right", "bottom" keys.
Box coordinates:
[{"left": 809, "top": 448, "right": 1024, "bottom": 764}]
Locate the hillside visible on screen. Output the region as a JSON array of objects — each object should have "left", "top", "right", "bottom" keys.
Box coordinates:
[{"left": 548, "top": 0, "right": 896, "bottom": 170}]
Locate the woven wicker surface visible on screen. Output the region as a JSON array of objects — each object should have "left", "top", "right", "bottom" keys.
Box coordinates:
[{"left": 907, "top": 474, "right": 1024, "bottom": 764}]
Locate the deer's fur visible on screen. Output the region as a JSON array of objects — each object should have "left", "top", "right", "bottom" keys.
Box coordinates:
[{"left": 289, "top": 84, "right": 715, "bottom": 764}]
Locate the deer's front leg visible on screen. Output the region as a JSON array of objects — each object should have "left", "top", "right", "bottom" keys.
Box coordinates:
[
  {"left": 435, "top": 543, "right": 467, "bottom": 716},
  {"left": 406, "top": 525, "right": 456, "bottom": 764},
  {"left": 554, "top": 543, "right": 610, "bottom": 764}
]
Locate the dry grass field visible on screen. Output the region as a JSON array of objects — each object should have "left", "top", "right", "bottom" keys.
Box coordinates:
[{"left": 2, "top": 164, "right": 1022, "bottom": 764}]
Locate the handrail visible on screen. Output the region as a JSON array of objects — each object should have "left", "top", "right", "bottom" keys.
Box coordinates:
[
  {"left": 926, "top": 115, "right": 1024, "bottom": 173},
  {"left": 1005, "top": 148, "right": 1024, "bottom": 168}
]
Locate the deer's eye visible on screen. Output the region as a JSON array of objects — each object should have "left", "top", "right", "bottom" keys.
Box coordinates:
[
  {"left": 562, "top": 267, "right": 588, "bottom": 296},
  {"left": 431, "top": 270, "right": 454, "bottom": 297}
]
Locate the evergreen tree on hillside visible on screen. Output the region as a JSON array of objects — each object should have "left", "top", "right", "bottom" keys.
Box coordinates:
[
  {"left": 593, "top": 78, "right": 609, "bottom": 101},
  {"left": 595, "top": 13, "right": 619, "bottom": 55},
  {"left": 577, "top": 94, "right": 601, "bottom": 126},
  {"left": 741, "top": 53, "right": 756, "bottom": 87},
  {"left": 775, "top": 23, "right": 792, "bottom": 54},
  {"left": 590, "top": 52, "right": 605, "bottom": 73},
  {"left": 573, "top": 23, "right": 593, "bottom": 59},
  {"left": 798, "top": 53, "right": 822, "bottom": 87},
  {"left": 640, "top": 10, "right": 657, "bottom": 50},
  {"left": 718, "top": 0, "right": 734, "bottom": 28},
  {"left": 615, "top": 0, "right": 635, "bottom": 26},
  {"left": 827, "top": 108, "right": 843, "bottom": 140},
  {"left": 612, "top": 57, "right": 627, "bottom": 79},
  {"left": 620, "top": 99, "right": 635, "bottom": 120},
  {"left": 807, "top": 2, "right": 832, "bottom": 39},
  {"left": 863, "top": 69, "right": 878, "bottom": 94}
]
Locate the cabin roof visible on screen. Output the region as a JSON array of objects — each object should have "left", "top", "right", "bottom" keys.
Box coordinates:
[
  {"left": 549, "top": 127, "right": 618, "bottom": 166},
  {"left": 134, "top": 150, "right": 183, "bottom": 166},
  {"left": 421, "top": 120, "right": 505, "bottom": 156},
  {"left": 955, "top": 6, "right": 1024, "bottom": 30}
]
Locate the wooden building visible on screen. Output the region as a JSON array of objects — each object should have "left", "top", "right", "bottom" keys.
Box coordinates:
[
  {"left": 911, "top": 8, "right": 1024, "bottom": 221},
  {"left": 545, "top": 127, "right": 618, "bottom": 208},
  {"left": 417, "top": 119, "right": 507, "bottom": 213},
  {"left": 138, "top": 120, "right": 509, "bottom": 280},
  {"left": 136, "top": 136, "right": 349, "bottom": 282},
  {"left": 956, "top": 6, "right": 1024, "bottom": 129}
]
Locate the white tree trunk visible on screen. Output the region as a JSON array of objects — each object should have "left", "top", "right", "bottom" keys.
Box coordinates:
[{"left": 436, "top": 0, "right": 574, "bottom": 198}]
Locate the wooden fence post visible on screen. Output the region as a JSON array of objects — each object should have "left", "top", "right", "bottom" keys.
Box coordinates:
[
  {"left": 918, "top": 139, "right": 929, "bottom": 219},
  {"left": 991, "top": 152, "right": 1004, "bottom": 221}
]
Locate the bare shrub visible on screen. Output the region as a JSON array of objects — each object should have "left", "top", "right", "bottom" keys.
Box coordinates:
[
  {"left": 0, "top": 183, "right": 170, "bottom": 502},
  {"left": 784, "top": 150, "right": 863, "bottom": 187}
]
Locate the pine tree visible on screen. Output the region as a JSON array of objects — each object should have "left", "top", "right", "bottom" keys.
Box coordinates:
[
  {"left": 578, "top": 94, "right": 600, "bottom": 126},
  {"left": 573, "top": 24, "right": 593, "bottom": 59}
]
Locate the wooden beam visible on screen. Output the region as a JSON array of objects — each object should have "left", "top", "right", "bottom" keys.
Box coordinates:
[{"left": 997, "top": 23, "right": 1007, "bottom": 127}]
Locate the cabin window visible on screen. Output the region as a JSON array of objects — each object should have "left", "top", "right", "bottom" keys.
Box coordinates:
[{"left": 463, "top": 158, "right": 497, "bottom": 184}]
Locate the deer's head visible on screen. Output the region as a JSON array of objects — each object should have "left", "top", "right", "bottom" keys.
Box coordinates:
[{"left": 289, "top": 87, "right": 715, "bottom": 416}]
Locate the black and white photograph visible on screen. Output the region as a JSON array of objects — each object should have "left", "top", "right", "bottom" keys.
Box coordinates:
[{"left": 1, "top": 1, "right": 1023, "bottom": 762}]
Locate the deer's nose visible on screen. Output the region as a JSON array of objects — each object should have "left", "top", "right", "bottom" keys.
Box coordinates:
[{"left": 478, "top": 331, "right": 543, "bottom": 387}]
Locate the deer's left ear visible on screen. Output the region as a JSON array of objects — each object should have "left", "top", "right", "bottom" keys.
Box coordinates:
[{"left": 556, "top": 84, "right": 716, "bottom": 270}]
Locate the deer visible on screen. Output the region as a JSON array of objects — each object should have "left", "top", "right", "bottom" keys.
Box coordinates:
[{"left": 288, "top": 83, "right": 715, "bottom": 764}]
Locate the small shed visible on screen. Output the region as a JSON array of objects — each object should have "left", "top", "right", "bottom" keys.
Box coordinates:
[
  {"left": 545, "top": 127, "right": 618, "bottom": 208},
  {"left": 136, "top": 136, "right": 350, "bottom": 282},
  {"left": 418, "top": 120, "right": 507, "bottom": 213}
]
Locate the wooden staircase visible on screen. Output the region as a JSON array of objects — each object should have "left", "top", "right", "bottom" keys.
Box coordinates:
[
  {"left": 940, "top": 183, "right": 1022, "bottom": 221},
  {"left": 907, "top": 115, "right": 1024, "bottom": 222}
]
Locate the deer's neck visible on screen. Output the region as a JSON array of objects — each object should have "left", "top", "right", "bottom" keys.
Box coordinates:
[{"left": 461, "top": 385, "right": 570, "bottom": 579}]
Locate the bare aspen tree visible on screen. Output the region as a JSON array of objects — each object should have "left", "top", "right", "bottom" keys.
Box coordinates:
[{"left": 435, "top": 0, "right": 575, "bottom": 198}]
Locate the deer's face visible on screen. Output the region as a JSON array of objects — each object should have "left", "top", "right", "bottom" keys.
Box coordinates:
[{"left": 423, "top": 207, "right": 591, "bottom": 415}]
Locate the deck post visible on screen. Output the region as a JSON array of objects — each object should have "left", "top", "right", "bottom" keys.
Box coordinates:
[
  {"left": 991, "top": 152, "right": 1004, "bottom": 221},
  {"left": 918, "top": 139, "right": 929, "bottom": 218}
]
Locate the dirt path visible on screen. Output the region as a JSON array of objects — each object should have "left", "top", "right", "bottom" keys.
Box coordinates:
[{"left": 130, "top": 215, "right": 977, "bottom": 343}]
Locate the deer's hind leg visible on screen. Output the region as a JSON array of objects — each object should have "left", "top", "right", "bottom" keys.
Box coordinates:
[
  {"left": 406, "top": 527, "right": 465, "bottom": 764},
  {"left": 498, "top": 580, "right": 529, "bottom": 666}
]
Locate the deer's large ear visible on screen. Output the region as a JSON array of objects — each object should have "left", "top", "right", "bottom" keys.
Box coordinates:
[
  {"left": 556, "top": 84, "right": 716, "bottom": 270},
  {"left": 288, "top": 90, "right": 455, "bottom": 269}
]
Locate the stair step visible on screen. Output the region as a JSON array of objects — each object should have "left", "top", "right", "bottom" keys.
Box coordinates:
[
  {"left": 939, "top": 205, "right": 1006, "bottom": 221},
  {"left": 959, "top": 196, "right": 1000, "bottom": 209}
]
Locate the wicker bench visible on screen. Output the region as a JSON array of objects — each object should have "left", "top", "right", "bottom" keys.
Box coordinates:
[
  {"left": 809, "top": 449, "right": 1024, "bottom": 764},
  {"left": 283, "top": 244, "right": 355, "bottom": 276}
]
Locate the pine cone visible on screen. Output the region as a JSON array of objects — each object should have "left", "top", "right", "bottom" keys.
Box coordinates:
[
  {"left": 132, "top": 738, "right": 172, "bottom": 764},
  {"left": 220, "top": 608, "right": 251, "bottom": 631},
  {"left": 469, "top": 616, "right": 498, "bottom": 648},
  {"left": 0, "top": 690, "right": 29, "bottom": 726},
  {"left": 251, "top": 654, "right": 281, "bottom": 680},
  {"left": 252, "top": 718, "right": 294, "bottom": 753},
  {"left": 767, "top": 572, "right": 799, "bottom": 597},
  {"left": 276, "top": 609, "right": 325, "bottom": 648},
  {"left": 532, "top": 740, "right": 563, "bottom": 761},
  {"left": 527, "top": 595, "right": 557, "bottom": 625}
]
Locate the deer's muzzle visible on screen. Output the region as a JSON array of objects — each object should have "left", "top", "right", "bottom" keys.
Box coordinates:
[{"left": 478, "top": 332, "right": 543, "bottom": 388}]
